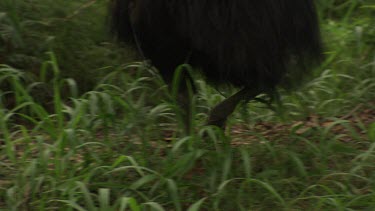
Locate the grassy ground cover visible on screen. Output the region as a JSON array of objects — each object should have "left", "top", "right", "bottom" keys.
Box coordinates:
[{"left": 0, "top": 0, "right": 374, "bottom": 210}]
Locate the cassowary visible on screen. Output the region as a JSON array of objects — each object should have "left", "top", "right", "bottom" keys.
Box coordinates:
[{"left": 110, "top": 0, "right": 323, "bottom": 130}]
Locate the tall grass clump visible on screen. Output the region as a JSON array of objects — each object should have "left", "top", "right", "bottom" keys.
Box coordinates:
[{"left": 0, "top": 0, "right": 135, "bottom": 91}]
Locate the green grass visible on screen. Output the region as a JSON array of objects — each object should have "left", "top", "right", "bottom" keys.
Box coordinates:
[{"left": 1, "top": 0, "right": 375, "bottom": 210}]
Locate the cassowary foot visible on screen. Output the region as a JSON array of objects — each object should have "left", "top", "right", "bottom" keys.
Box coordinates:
[
  {"left": 206, "top": 105, "right": 231, "bottom": 129},
  {"left": 206, "top": 116, "right": 227, "bottom": 129},
  {"left": 206, "top": 87, "right": 261, "bottom": 130}
]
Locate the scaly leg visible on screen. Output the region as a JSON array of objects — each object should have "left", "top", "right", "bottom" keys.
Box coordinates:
[{"left": 207, "top": 87, "right": 261, "bottom": 129}]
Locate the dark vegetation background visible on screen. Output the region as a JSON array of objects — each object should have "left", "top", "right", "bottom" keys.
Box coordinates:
[{"left": 0, "top": 0, "right": 374, "bottom": 210}]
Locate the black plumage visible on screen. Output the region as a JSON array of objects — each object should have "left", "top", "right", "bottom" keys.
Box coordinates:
[{"left": 110, "top": 0, "right": 323, "bottom": 129}]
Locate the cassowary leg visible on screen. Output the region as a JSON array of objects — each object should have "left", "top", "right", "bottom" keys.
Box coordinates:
[
  {"left": 207, "top": 87, "right": 260, "bottom": 129},
  {"left": 163, "top": 70, "right": 196, "bottom": 134},
  {"left": 176, "top": 87, "right": 193, "bottom": 134}
]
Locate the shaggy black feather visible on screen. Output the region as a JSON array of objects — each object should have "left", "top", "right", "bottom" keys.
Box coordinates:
[
  {"left": 111, "top": 0, "right": 322, "bottom": 89},
  {"left": 110, "top": 0, "right": 323, "bottom": 129}
]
